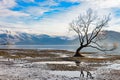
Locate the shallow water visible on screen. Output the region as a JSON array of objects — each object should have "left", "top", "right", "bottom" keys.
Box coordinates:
[
  {"left": 0, "top": 45, "right": 120, "bottom": 54},
  {"left": 49, "top": 71, "right": 80, "bottom": 77},
  {"left": 0, "top": 45, "right": 77, "bottom": 51}
]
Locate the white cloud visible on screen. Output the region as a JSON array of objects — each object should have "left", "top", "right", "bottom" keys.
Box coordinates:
[
  {"left": 58, "top": 0, "right": 81, "bottom": 3},
  {"left": 88, "top": 0, "right": 120, "bottom": 9},
  {"left": 25, "top": 7, "right": 50, "bottom": 16},
  {"left": 29, "top": 0, "right": 120, "bottom": 36},
  {"left": 19, "top": 17, "right": 68, "bottom": 36},
  {"left": 22, "top": 0, "right": 35, "bottom": 3},
  {"left": 0, "top": 0, "right": 16, "bottom": 9},
  {"left": 0, "top": 21, "right": 45, "bottom": 35},
  {"left": 59, "top": 0, "right": 120, "bottom": 9},
  {"left": 0, "top": 0, "right": 29, "bottom": 26},
  {"left": 83, "top": 0, "right": 120, "bottom": 32},
  {"left": 21, "top": 0, "right": 120, "bottom": 36},
  {"left": 0, "top": 0, "right": 30, "bottom": 17},
  {"left": 0, "top": 9, "right": 29, "bottom": 17},
  {"left": 38, "top": 0, "right": 58, "bottom": 7}
]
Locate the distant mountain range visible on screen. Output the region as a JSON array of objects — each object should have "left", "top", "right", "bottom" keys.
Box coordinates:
[
  {"left": 0, "top": 34, "right": 65, "bottom": 45},
  {"left": 104, "top": 31, "right": 120, "bottom": 42},
  {"left": 0, "top": 28, "right": 119, "bottom": 45},
  {"left": 0, "top": 28, "right": 72, "bottom": 45}
]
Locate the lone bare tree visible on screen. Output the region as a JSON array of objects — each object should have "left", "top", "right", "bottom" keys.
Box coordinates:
[{"left": 70, "top": 9, "right": 117, "bottom": 57}]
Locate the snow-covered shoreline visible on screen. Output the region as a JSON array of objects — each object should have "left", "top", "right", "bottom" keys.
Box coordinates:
[
  {"left": 0, "top": 58, "right": 80, "bottom": 80},
  {"left": 0, "top": 57, "right": 120, "bottom": 80},
  {"left": 0, "top": 49, "right": 120, "bottom": 80}
]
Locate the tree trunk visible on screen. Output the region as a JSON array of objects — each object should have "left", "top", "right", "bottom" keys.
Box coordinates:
[{"left": 74, "top": 46, "right": 84, "bottom": 57}]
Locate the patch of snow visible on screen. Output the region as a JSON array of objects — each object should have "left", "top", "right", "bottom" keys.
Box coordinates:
[
  {"left": 49, "top": 70, "right": 95, "bottom": 80},
  {"left": 0, "top": 58, "right": 10, "bottom": 61},
  {"left": 0, "top": 61, "right": 80, "bottom": 80},
  {"left": 51, "top": 52, "right": 69, "bottom": 57},
  {"left": 87, "top": 55, "right": 110, "bottom": 59},
  {"left": 113, "top": 60, "right": 120, "bottom": 64},
  {"left": 34, "top": 61, "right": 75, "bottom": 65},
  {"left": 106, "top": 63, "right": 120, "bottom": 70},
  {"left": 60, "top": 54, "right": 68, "bottom": 57}
]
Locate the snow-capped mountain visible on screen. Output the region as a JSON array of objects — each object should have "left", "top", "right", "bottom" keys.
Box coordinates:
[
  {"left": 0, "top": 25, "right": 119, "bottom": 45},
  {"left": 0, "top": 28, "right": 71, "bottom": 45}
]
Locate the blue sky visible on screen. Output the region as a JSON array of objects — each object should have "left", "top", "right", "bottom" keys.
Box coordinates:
[{"left": 0, "top": 0, "right": 120, "bottom": 36}]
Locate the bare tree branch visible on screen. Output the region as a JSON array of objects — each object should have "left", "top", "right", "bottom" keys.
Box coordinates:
[
  {"left": 88, "top": 45, "right": 116, "bottom": 52},
  {"left": 69, "top": 9, "right": 116, "bottom": 57}
]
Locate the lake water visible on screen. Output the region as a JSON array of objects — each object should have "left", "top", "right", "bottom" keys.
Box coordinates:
[
  {"left": 0, "top": 45, "right": 78, "bottom": 51},
  {"left": 0, "top": 45, "right": 119, "bottom": 54}
]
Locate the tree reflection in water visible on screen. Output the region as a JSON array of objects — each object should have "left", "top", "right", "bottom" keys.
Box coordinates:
[{"left": 75, "top": 61, "right": 94, "bottom": 79}]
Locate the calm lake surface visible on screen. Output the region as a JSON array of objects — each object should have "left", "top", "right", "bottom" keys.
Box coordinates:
[
  {"left": 0, "top": 45, "right": 78, "bottom": 51},
  {"left": 0, "top": 45, "right": 119, "bottom": 54}
]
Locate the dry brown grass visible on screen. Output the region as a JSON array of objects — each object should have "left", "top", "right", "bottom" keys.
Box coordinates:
[
  {"left": 0, "top": 51, "right": 9, "bottom": 56},
  {"left": 61, "top": 57, "right": 120, "bottom": 63},
  {"left": 37, "top": 56, "right": 120, "bottom": 63},
  {"left": 0, "top": 49, "right": 63, "bottom": 59},
  {"left": 0, "top": 49, "right": 120, "bottom": 63},
  {"left": 0, "top": 51, "right": 11, "bottom": 58}
]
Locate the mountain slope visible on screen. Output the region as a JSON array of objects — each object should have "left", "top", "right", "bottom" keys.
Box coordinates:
[
  {"left": 0, "top": 28, "right": 119, "bottom": 45},
  {"left": 0, "top": 29, "right": 71, "bottom": 45},
  {"left": 104, "top": 31, "right": 120, "bottom": 42},
  {"left": 70, "top": 30, "right": 120, "bottom": 47}
]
